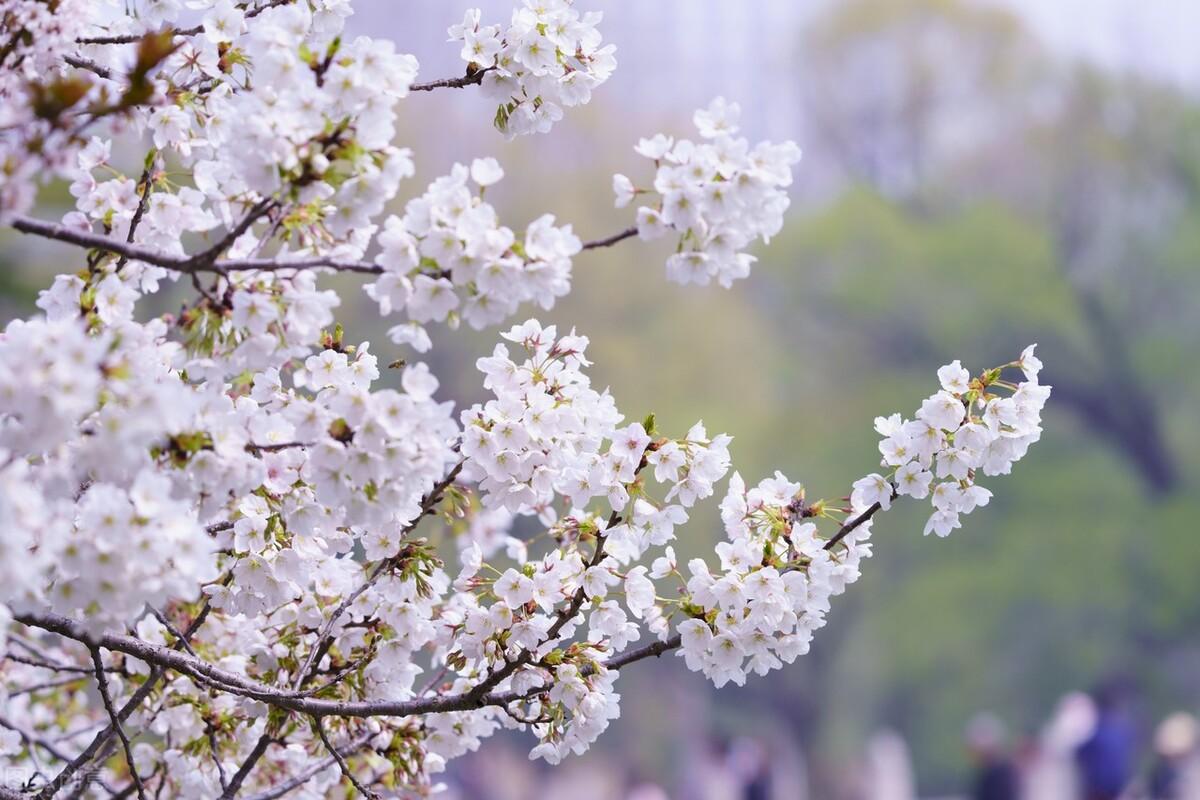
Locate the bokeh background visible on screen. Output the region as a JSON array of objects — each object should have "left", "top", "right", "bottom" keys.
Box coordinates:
[{"left": 6, "top": 1, "right": 1200, "bottom": 797}]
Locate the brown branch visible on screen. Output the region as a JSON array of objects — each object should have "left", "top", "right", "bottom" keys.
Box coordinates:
[
  {"left": 116, "top": 158, "right": 158, "bottom": 272},
  {"left": 217, "top": 733, "right": 274, "bottom": 800},
  {"left": 312, "top": 718, "right": 377, "bottom": 799},
  {"left": 10, "top": 213, "right": 381, "bottom": 275},
  {"left": 822, "top": 488, "right": 895, "bottom": 553},
  {"left": 603, "top": 633, "right": 682, "bottom": 671},
  {"left": 244, "top": 441, "right": 312, "bottom": 455},
  {"left": 88, "top": 647, "right": 148, "bottom": 800},
  {"left": 410, "top": 66, "right": 494, "bottom": 92},
  {"left": 463, "top": 502, "right": 622, "bottom": 705},
  {"left": 240, "top": 734, "right": 373, "bottom": 800},
  {"left": 0, "top": 713, "right": 118, "bottom": 793},
  {"left": 185, "top": 196, "right": 278, "bottom": 271},
  {"left": 11, "top": 212, "right": 640, "bottom": 279},
  {"left": 64, "top": 54, "right": 114, "bottom": 81},
  {"left": 7, "top": 675, "right": 87, "bottom": 696},
  {"left": 4, "top": 652, "right": 105, "bottom": 675},
  {"left": 147, "top": 607, "right": 197, "bottom": 657},
  {"left": 581, "top": 226, "right": 637, "bottom": 250},
  {"left": 33, "top": 597, "right": 216, "bottom": 799},
  {"left": 15, "top": 609, "right": 580, "bottom": 719},
  {"left": 207, "top": 726, "right": 229, "bottom": 794}
]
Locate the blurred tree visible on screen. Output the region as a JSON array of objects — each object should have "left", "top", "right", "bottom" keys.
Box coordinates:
[
  {"left": 801, "top": 0, "right": 1196, "bottom": 498},
  {"left": 802, "top": 0, "right": 1040, "bottom": 196},
  {"left": 766, "top": 0, "right": 1200, "bottom": 791}
]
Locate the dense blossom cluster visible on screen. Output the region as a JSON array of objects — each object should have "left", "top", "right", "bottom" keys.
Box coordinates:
[
  {"left": 448, "top": 2, "right": 616, "bottom": 137},
  {"left": 615, "top": 97, "right": 803, "bottom": 287},
  {"left": 460, "top": 320, "right": 729, "bottom": 522},
  {"left": 687, "top": 471, "right": 865, "bottom": 688},
  {"left": 0, "top": 1, "right": 1050, "bottom": 797},
  {"left": 856, "top": 346, "right": 1050, "bottom": 538},
  {"left": 366, "top": 163, "right": 581, "bottom": 348}
]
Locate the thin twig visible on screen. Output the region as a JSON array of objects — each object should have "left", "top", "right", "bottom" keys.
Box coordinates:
[
  {"left": 822, "top": 488, "right": 895, "bottom": 553},
  {"left": 33, "top": 597, "right": 216, "bottom": 799},
  {"left": 64, "top": 54, "right": 114, "bottom": 80},
  {"left": 88, "top": 647, "right": 148, "bottom": 800},
  {"left": 10, "top": 216, "right": 643, "bottom": 276},
  {"left": 410, "top": 66, "right": 494, "bottom": 92},
  {"left": 116, "top": 158, "right": 158, "bottom": 272},
  {"left": 207, "top": 726, "right": 229, "bottom": 793},
  {"left": 312, "top": 718, "right": 378, "bottom": 799},
  {"left": 240, "top": 734, "right": 373, "bottom": 800},
  {"left": 7, "top": 675, "right": 88, "bottom": 696},
  {"left": 217, "top": 733, "right": 273, "bottom": 800},
  {"left": 581, "top": 226, "right": 637, "bottom": 250},
  {"left": 147, "top": 607, "right": 197, "bottom": 657},
  {"left": 4, "top": 652, "right": 101, "bottom": 675}
]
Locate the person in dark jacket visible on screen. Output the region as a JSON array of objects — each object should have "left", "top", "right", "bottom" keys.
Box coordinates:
[
  {"left": 1075, "top": 683, "right": 1138, "bottom": 800},
  {"left": 967, "top": 713, "right": 1020, "bottom": 800}
]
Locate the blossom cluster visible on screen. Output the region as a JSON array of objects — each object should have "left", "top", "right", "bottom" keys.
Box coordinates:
[
  {"left": 366, "top": 162, "right": 582, "bottom": 349},
  {"left": 0, "top": 316, "right": 217, "bottom": 634},
  {"left": 448, "top": 2, "right": 616, "bottom": 137},
  {"left": 677, "top": 348, "right": 1052, "bottom": 690},
  {"left": 449, "top": 320, "right": 738, "bottom": 762},
  {"left": 615, "top": 97, "right": 803, "bottom": 288},
  {"left": 673, "top": 471, "right": 868, "bottom": 689},
  {"left": 855, "top": 345, "right": 1050, "bottom": 538},
  {"left": 0, "top": 0, "right": 93, "bottom": 217}
]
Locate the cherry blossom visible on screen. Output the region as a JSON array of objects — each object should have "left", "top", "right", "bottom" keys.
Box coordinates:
[{"left": 617, "top": 96, "right": 803, "bottom": 288}]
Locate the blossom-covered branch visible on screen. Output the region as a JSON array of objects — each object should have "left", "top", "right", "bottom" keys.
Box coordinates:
[
  {"left": 0, "top": 1, "right": 1051, "bottom": 797},
  {"left": 11, "top": 213, "right": 645, "bottom": 273}
]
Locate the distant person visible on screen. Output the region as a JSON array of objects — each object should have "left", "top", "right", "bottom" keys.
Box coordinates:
[
  {"left": 864, "top": 729, "right": 916, "bottom": 800},
  {"left": 728, "top": 737, "right": 772, "bottom": 800},
  {"left": 966, "top": 713, "right": 1020, "bottom": 800},
  {"left": 681, "top": 736, "right": 740, "bottom": 800},
  {"left": 1023, "top": 692, "right": 1096, "bottom": 799},
  {"left": 1075, "top": 682, "right": 1138, "bottom": 800},
  {"left": 1148, "top": 713, "right": 1199, "bottom": 799}
]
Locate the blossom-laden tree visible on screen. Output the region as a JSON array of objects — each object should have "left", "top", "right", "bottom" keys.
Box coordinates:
[{"left": 0, "top": 1, "right": 1051, "bottom": 797}]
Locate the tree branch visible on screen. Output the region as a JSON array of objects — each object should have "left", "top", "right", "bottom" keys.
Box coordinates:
[
  {"left": 10, "top": 213, "right": 380, "bottom": 275},
  {"left": 14, "top": 606, "right": 639, "bottom": 720},
  {"left": 217, "top": 733, "right": 273, "bottom": 800},
  {"left": 581, "top": 226, "right": 637, "bottom": 250},
  {"left": 87, "top": 647, "right": 147, "bottom": 800},
  {"left": 312, "top": 718, "right": 377, "bottom": 800},
  {"left": 822, "top": 490, "right": 895, "bottom": 553},
  {"left": 32, "top": 598, "right": 215, "bottom": 799},
  {"left": 240, "top": 734, "right": 372, "bottom": 800},
  {"left": 603, "top": 634, "right": 683, "bottom": 671},
  {"left": 410, "top": 66, "right": 494, "bottom": 92},
  {"left": 206, "top": 726, "right": 229, "bottom": 794},
  {"left": 465, "top": 508, "right": 619, "bottom": 704},
  {"left": 63, "top": 54, "right": 114, "bottom": 81},
  {"left": 9, "top": 216, "right": 643, "bottom": 277}
]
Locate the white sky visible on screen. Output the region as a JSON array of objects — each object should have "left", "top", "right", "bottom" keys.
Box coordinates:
[{"left": 990, "top": 0, "right": 1200, "bottom": 88}]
